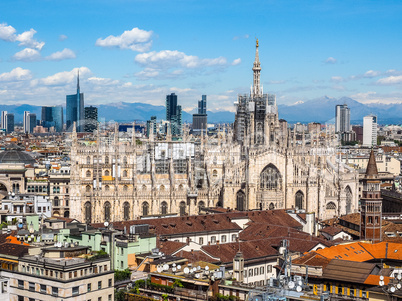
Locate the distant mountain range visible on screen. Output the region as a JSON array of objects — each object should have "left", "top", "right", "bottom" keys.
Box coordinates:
[{"left": 1, "top": 96, "right": 401, "bottom": 124}]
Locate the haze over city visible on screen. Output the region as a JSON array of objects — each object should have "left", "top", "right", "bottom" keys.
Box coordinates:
[{"left": 1, "top": 0, "right": 402, "bottom": 112}]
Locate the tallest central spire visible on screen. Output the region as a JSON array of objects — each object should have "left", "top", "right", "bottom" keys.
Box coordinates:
[{"left": 252, "top": 39, "right": 261, "bottom": 97}]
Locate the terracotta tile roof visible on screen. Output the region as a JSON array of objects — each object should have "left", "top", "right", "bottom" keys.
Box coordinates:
[
  {"left": 293, "top": 251, "right": 332, "bottom": 267},
  {"left": 0, "top": 242, "right": 30, "bottom": 257},
  {"left": 158, "top": 241, "right": 186, "bottom": 255},
  {"left": 320, "top": 226, "right": 343, "bottom": 236},
  {"left": 174, "top": 250, "right": 217, "bottom": 263},
  {"left": 364, "top": 274, "right": 391, "bottom": 286}
]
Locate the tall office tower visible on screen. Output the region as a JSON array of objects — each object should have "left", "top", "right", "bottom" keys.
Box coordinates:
[
  {"left": 166, "top": 93, "right": 182, "bottom": 137},
  {"left": 1, "top": 111, "right": 7, "bottom": 129},
  {"left": 23, "top": 111, "right": 36, "bottom": 133},
  {"left": 66, "top": 71, "right": 84, "bottom": 132},
  {"left": 363, "top": 115, "right": 377, "bottom": 147},
  {"left": 193, "top": 95, "right": 208, "bottom": 134},
  {"left": 335, "top": 104, "right": 350, "bottom": 133},
  {"left": 5, "top": 113, "right": 14, "bottom": 133},
  {"left": 42, "top": 106, "right": 63, "bottom": 132},
  {"left": 84, "top": 106, "right": 98, "bottom": 132},
  {"left": 360, "top": 150, "right": 382, "bottom": 242},
  {"left": 198, "top": 95, "right": 207, "bottom": 114},
  {"left": 146, "top": 116, "right": 157, "bottom": 137}
]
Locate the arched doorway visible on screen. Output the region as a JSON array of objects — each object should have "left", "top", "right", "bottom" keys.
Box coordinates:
[{"left": 0, "top": 182, "right": 8, "bottom": 199}]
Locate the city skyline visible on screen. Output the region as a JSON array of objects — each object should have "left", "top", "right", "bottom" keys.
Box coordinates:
[{"left": 0, "top": 1, "right": 402, "bottom": 112}]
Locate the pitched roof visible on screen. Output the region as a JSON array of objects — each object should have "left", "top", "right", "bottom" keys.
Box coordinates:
[
  {"left": 365, "top": 149, "right": 378, "bottom": 177},
  {"left": 322, "top": 259, "right": 377, "bottom": 284}
]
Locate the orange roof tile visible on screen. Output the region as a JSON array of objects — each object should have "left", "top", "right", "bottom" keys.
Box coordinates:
[{"left": 364, "top": 274, "right": 390, "bottom": 286}]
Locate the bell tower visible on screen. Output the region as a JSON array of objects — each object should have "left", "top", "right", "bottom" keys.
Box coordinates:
[{"left": 360, "top": 149, "right": 382, "bottom": 242}]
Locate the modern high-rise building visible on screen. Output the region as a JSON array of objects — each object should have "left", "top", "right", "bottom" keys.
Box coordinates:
[
  {"left": 66, "top": 71, "right": 84, "bottom": 132},
  {"left": 23, "top": 111, "right": 36, "bottom": 133},
  {"left": 41, "top": 106, "right": 63, "bottom": 132},
  {"left": 335, "top": 104, "right": 350, "bottom": 133},
  {"left": 166, "top": 93, "right": 182, "bottom": 137},
  {"left": 84, "top": 106, "right": 98, "bottom": 132},
  {"left": 146, "top": 116, "right": 157, "bottom": 137},
  {"left": 193, "top": 95, "right": 208, "bottom": 134},
  {"left": 363, "top": 115, "right": 377, "bottom": 147},
  {"left": 5, "top": 113, "right": 14, "bottom": 133},
  {"left": 1, "top": 111, "right": 7, "bottom": 130}
]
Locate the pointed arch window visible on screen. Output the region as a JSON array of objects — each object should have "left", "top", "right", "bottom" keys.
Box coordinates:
[
  {"left": 345, "top": 186, "right": 352, "bottom": 214},
  {"left": 85, "top": 202, "right": 92, "bottom": 223},
  {"left": 86, "top": 156, "right": 91, "bottom": 165},
  {"left": 260, "top": 164, "right": 282, "bottom": 190},
  {"left": 142, "top": 202, "right": 149, "bottom": 216},
  {"left": 105, "top": 156, "right": 109, "bottom": 164},
  {"left": 295, "top": 191, "right": 304, "bottom": 210},
  {"left": 86, "top": 170, "right": 91, "bottom": 178},
  {"left": 236, "top": 191, "right": 246, "bottom": 211},
  {"left": 123, "top": 156, "right": 128, "bottom": 164},
  {"left": 179, "top": 201, "right": 186, "bottom": 216},
  {"left": 123, "top": 202, "right": 130, "bottom": 221},
  {"left": 161, "top": 201, "right": 168, "bottom": 215},
  {"left": 104, "top": 201, "right": 111, "bottom": 221},
  {"left": 123, "top": 170, "right": 128, "bottom": 178},
  {"left": 104, "top": 170, "right": 110, "bottom": 176}
]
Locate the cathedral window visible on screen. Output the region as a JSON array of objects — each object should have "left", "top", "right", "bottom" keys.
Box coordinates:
[
  {"left": 105, "top": 156, "right": 109, "bottom": 164},
  {"left": 123, "top": 202, "right": 130, "bottom": 221},
  {"left": 53, "top": 197, "right": 59, "bottom": 207},
  {"left": 160, "top": 185, "right": 165, "bottom": 191},
  {"left": 178, "top": 184, "right": 183, "bottom": 191},
  {"left": 105, "top": 185, "right": 110, "bottom": 191},
  {"left": 142, "top": 202, "right": 149, "bottom": 216},
  {"left": 326, "top": 202, "right": 336, "bottom": 210},
  {"left": 86, "top": 185, "right": 91, "bottom": 193},
  {"left": 104, "top": 170, "right": 110, "bottom": 176},
  {"left": 161, "top": 201, "right": 168, "bottom": 215},
  {"left": 345, "top": 186, "right": 352, "bottom": 214},
  {"left": 212, "top": 170, "right": 218, "bottom": 178},
  {"left": 86, "top": 170, "right": 91, "bottom": 178},
  {"left": 198, "top": 201, "right": 205, "bottom": 213},
  {"left": 123, "top": 156, "right": 127, "bottom": 165},
  {"left": 86, "top": 156, "right": 91, "bottom": 165},
  {"left": 269, "top": 203, "right": 275, "bottom": 210},
  {"left": 260, "top": 164, "right": 282, "bottom": 190},
  {"left": 123, "top": 170, "right": 128, "bottom": 178},
  {"left": 179, "top": 201, "right": 186, "bottom": 216},
  {"left": 142, "top": 185, "right": 147, "bottom": 191},
  {"left": 84, "top": 202, "right": 92, "bottom": 223},
  {"left": 236, "top": 190, "right": 246, "bottom": 211},
  {"left": 123, "top": 185, "right": 128, "bottom": 192},
  {"left": 295, "top": 191, "right": 304, "bottom": 210},
  {"left": 104, "top": 202, "right": 111, "bottom": 222}
]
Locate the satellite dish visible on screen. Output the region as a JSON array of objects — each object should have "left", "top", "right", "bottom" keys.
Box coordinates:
[
  {"left": 205, "top": 270, "right": 210, "bottom": 275},
  {"left": 390, "top": 286, "right": 396, "bottom": 293},
  {"left": 157, "top": 266, "right": 162, "bottom": 273},
  {"left": 297, "top": 281, "right": 303, "bottom": 287},
  {"left": 184, "top": 267, "right": 190, "bottom": 274},
  {"left": 172, "top": 267, "right": 177, "bottom": 272},
  {"left": 163, "top": 264, "right": 169, "bottom": 271},
  {"left": 379, "top": 281, "right": 384, "bottom": 286},
  {"left": 397, "top": 283, "right": 401, "bottom": 289},
  {"left": 177, "top": 265, "right": 181, "bottom": 270},
  {"left": 172, "top": 263, "right": 176, "bottom": 267},
  {"left": 296, "top": 286, "right": 302, "bottom": 292},
  {"left": 380, "top": 275, "right": 384, "bottom": 281},
  {"left": 158, "top": 252, "right": 162, "bottom": 255},
  {"left": 398, "top": 274, "right": 402, "bottom": 280},
  {"left": 197, "top": 266, "right": 201, "bottom": 271},
  {"left": 211, "top": 276, "right": 215, "bottom": 281},
  {"left": 104, "top": 221, "right": 109, "bottom": 227},
  {"left": 195, "top": 274, "right": 200, "bottom": 279},
  {"left": 288, "top": 281, "right": 295, "bottom": 289},
  {"left": 205, "top": 266, "right": 209, "bottom": 271}
]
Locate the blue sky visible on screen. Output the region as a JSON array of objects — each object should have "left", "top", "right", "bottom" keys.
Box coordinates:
[{"left": 1, "top": 0, "right": 402, "bottom": 111}]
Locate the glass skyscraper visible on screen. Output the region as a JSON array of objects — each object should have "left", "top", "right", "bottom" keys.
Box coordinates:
[
  {"left": 84, "top": 106, "right": 98, "bottom": 132},
  {"left": 66, "top": 72, "right": 84, "bottom": 132},
  {"left": 166, "top": 93, "right": 182, "bottom": 137},
  {"left": 42, "top": 106, "right": 63, "bottom": 132}
]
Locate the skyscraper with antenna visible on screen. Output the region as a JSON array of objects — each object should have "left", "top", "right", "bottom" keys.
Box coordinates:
[{"left": 66, "top": 70, "right": 84, "bottom": 132}]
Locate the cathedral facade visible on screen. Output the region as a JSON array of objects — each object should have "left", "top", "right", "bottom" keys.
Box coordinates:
[{"left": 69, "top": 41, "right": 359, "bottom": 224}]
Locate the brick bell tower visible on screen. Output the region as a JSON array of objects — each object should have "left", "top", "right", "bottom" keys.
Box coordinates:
[{"left": 360, "top": 149, "right": 382, "bottom": 242}]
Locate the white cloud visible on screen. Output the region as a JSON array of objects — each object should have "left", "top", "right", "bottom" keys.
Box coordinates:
[
  {"left": 15, "top": 28, "right": 45, "bottom": 50},
  {"left": 134, "top": 68, "right": 160, "bottom": 80},
  {"left": 12, "top": 48, "right": 41, "bottom": 62},
  {"left": 0, "top": 23, "right": 16, "bottom": 41},
  {"left": 324, "top": 57, "right": 337, "bottom": 64},
  {"left": 135, "top": 50, "right": 227, "bottom": 69},
  {"left": 376, "top": 75, "right": 402, "bottom": 85},
  {"left": 233, "top": 34, "right": 249, "bottom": 40},
  {"left": 232, "top": 58, "right": 241, "bottom": 66},
  {"left": 169, "top": 87, "right": 193, "bottom": 93},
  {"left": 330, "top": 76, "right": 344, "bottom": 83},
  {"left": 0, "top": 67, "right": 32, "bottom": 81},
  {"left": 350, "top": 91, "right": 402, "bottom": 104},
  {"left": 40, "top": 67, "right": 91, "bottom": 86},
  {"left": 46, "top": 48, "right": 76, "bottom": 61},
  {"left": 59, "top": 34, "right": 68, "bottom": 41},
  {"left": 268, "top": 80, "right": 286, "bottom": 85},
  {"left": 363, "top": 70, "right": 381, "bottom": 78},
  {"left": 95, "top": 27, "right": 153, "bottom": 52}
]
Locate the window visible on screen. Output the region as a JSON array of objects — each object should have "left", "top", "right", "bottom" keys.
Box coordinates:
[
  {"left": 18, "top": 296, "right": 24, "bottom": 301},
  {"left": 86, "top": 170, "right": 91, "bottom": 177},
  {"left": 105, "top": 156, "right": 109, "bottom": 164},
  {"left": 199, "top": 237, "right": 204, "bottom": 245},
  {"left": 88, "top": 283, "right": 91, "bottom": 292},
  {"left": 87, "top": 156, "right": 91, "bottom": 164},
  {"left": 249, "top": 269, "right": 253, "bottom": 277},
  {"left": 29, "top": 282, "right": 35, "bottom": 291},
  {"left": 98, "top": 297, "right": 102, "bottom": 301},
  {"left": 161, "top": 201, "right": 168, "bottom": 215},
  {"left": 98, "top": 281, "right": 102, "bottom": 289},
  {"left": 73, "top": 286, "right": 79, "bottom": 295},
  {"left": 211, "top": 236, "right": 216, "bottom": 244},
  {"left": 109, "top": 278, "right": 112, "bottom": 287},
  {"left": 267, "top": 265, "right": 272, "bottom": 273},
  {"left": 260, "top": 266, "right": 264, "bottom": 274},
  {"left": 142, "top": 202, "right": 149, "bottom": 216},
  {"left": 104, "top": 201, "right": 111, "bottom": 221},
  {"left": 232, "top": 234, "right": 237, "bottom": 242},
  {"left": 18, "top": 280, "right": 24, "bottom": 288},
  {"left": 221, "top": 235, "right": 227, "bottom": 243},
  {"left": 179, "top": 201, "right": 186, "bottom": 216},
  {"left": 254, "top": 268, "right": 258, "bottom": 276},
  {"left": 123, "top": 202, "right": 130, "bottom": 221},
  {"left": 109, "top": 295, "right": 112, "bottom": 301},
  {"left": 52, "top": 287, "right": 59, "bottom": 296},
  {"left": 123, "top": 170, "right": 128, "bottom": 177}
]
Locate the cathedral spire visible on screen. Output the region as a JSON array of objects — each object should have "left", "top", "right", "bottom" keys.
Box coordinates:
[{"left": 252, "top": 39, "right": 262, "bottom": 98}]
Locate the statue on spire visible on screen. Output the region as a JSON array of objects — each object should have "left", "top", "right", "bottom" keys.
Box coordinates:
[{"left": 252, "top": 38, "right": 261, "bottom": 98}]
